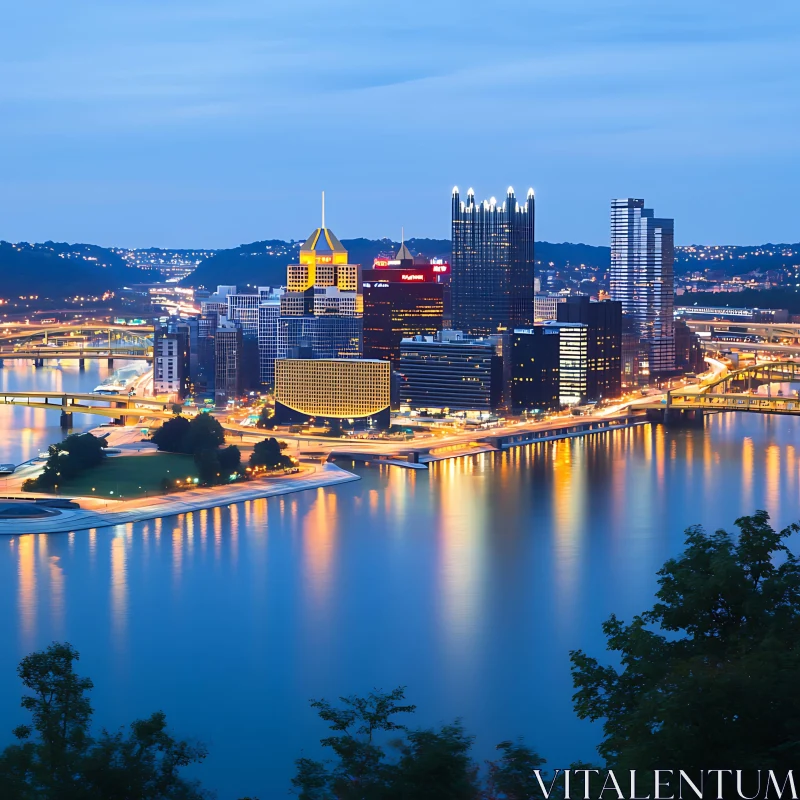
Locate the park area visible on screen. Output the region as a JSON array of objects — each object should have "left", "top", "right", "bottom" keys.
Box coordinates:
[{"left": 65, "top": 453, "right": 198, "bottom": 500}]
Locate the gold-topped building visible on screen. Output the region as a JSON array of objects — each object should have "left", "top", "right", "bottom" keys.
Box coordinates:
[{"left": 281, "top": 213, "right": 363, "bottom": 317}]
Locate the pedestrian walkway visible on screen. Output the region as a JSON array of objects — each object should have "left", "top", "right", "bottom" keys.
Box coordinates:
[{"left": 0, "top": 463, "right": 359, "bottom": 535}]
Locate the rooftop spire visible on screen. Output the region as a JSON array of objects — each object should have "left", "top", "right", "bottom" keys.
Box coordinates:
[
  {"left": 321, "top": 190, "right": 325, "bottom": 229},
  {"left": 395, "top": 225, "right": 414, "bottom": 262}
]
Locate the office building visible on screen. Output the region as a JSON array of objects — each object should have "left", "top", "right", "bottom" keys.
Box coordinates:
[
  {"left": 398, "top": 332, "right": 503, "bottom": 412},
  {"left": 153, "top": 332, "right": 187, "bottom": 400},
  {"left": 363, "top": 259, "right": 444, "bottom": 367},
  {"left": 510, "top": 327, "right": 560, "bottom": 412},
  {"left": 534, "top": 294, "right": 566, "bottom": 322},
  {"left": 280, "top": 227, "right": 362, "bottom": 318},
  {"left": 226, "top": 291, "right": 265, "bottom": 390},
  {"left": 674, "top": 319, "right": 706, "bottom": 373},
  {"left": 227, "top": 292, "right": 262, "bottom": 336},
  {"left": 277, "top": 223, "right": 363, "bottom": 364},
  {"left": 274, "top": 359, "right": 391, "bottom": 428},
  {"left": 621, "top": 317, "right": 644, "bottom": 388},
  {"left": 201, "top": 285, "right": 237, "bottom": 321},
  {"left": 542, "top": 321, "right": 589, "bottom": 405},
  {"left": 214, "top": 316, "right": 243, "bottom": 406},
  {"left": 610, "top": 198, "right": 675, "bottom": 375},
  {"left": 277, "top": 315, "right": 362, "bottom": 361},
  {"left": 451, "top": 186, "right": 535, "bottom": 335},
  {"left": 257, "top": 294, "right": 282, "bottom": 386},
  {"left": 196, "top": 314, "right": 216, "bottom": 393},
  {"left": 556, "top": 296, "right": 622, "bottom": 400}
]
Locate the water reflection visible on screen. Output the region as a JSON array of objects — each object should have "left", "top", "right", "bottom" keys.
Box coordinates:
[
  {"left": 4, "top": 414, "right": 800, "bottom": 800},
  {"left": 17, "top": 536, "right": 36, "bottom": 650}
]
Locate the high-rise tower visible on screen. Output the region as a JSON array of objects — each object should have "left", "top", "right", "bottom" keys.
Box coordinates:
[
  {"left": 275, "top": 216, "right": 363, "bottom": 366},
  {"left": 451, "top": 186, "right": 535, "bottom": 335},
  {"left": 610, "top": 198, "right": 675, "bottom": 375}
]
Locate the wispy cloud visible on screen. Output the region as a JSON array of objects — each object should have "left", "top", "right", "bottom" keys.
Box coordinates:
[{"left": 0, "top": 0, "right": 798, "bottom": 245}]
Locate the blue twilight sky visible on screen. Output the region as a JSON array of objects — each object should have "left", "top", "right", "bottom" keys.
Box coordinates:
[{"left": 1, "top": 0, "right": 798, "bottom": 249}]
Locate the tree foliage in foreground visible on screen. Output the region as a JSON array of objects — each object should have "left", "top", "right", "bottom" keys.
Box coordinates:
[
  {"left": 291, "top": 687, "right": 573, "bottom": 800},
  {"left": 571, "top": 510, "right": 800, "bottom": 771},
  {"left": 23, "top": 432, "right": 107, "bottom": 492},
  {"left": 0, "top": 643, "right": 209, "bottom": 800}
]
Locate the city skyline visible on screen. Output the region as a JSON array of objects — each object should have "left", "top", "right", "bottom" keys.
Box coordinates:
[{"left": 1, "top": 1, "right": 798, "bottom": 248}]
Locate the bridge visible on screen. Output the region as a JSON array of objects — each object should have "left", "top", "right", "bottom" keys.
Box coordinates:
[
  {"left": 684, "top": 320, "right": 800, "bottom": 344},
  {"left": 0, "top": 346, "right": 152, "bottom": 366},
  {"left": 0, "top": 391, "right": 179, "bottom": 427},
  {"left": 0, "top": 322, "right": 154, "bottom": 366},
  {"left": 644, "top": 360, "right": 800, "bottom": 424}
]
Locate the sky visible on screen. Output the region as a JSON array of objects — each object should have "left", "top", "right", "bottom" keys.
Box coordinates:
[{"left": 1, "top": 0, "right": 799, "bottom": 249}]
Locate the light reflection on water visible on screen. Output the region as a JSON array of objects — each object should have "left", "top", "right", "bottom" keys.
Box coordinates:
[{"left": 2, "top": 413, "right": 800, "bottom": 797}]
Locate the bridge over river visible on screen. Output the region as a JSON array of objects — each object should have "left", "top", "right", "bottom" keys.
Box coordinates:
[
  {"left": 0, "top": 391, "right": 176, "bottom": 427},
  {"left": 644, "top": 360, "right": 800, "bottom": 424}
]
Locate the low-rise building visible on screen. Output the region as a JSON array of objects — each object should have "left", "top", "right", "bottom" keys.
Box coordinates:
[{"left": 397, "top": 333, "right": 503, "bottom": 412}]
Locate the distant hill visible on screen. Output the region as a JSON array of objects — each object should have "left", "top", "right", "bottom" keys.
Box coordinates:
[
  {"left": 675, "top": 288, "right": 800, "bottom": 314},
  {"left": 675, "top": 243, "right": 800, "bottom": 275},
  {"left": 0, "top": 241, "right": 158, "bottom": 300},
  {"left": 180, "top": 238, "right": 610, "bottom": 289}
]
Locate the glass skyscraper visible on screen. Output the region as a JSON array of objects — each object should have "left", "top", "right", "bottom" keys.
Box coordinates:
[
  {"left": 610, "top": 198, "right": 675, "bottom": 375},
  {"left": 451, "top": 186, "right": 535, "bottom": 336}
]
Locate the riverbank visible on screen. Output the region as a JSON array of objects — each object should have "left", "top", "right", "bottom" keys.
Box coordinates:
[{"left": 0, "top": 462, "right": 359, "bottom": 535}]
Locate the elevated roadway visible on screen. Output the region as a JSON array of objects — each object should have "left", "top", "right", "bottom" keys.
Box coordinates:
[
  {"left": 0, "top": 346, "right": 151, "bottom": 362},
  {"left": 685, "top": 320, "right": 800, "bottom": 343},
  {"left": 0, "top": 391, "right": 178, "bottom": 425}
]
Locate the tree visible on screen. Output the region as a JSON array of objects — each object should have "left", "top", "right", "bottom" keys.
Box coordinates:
[
  {"left": 387, "top": 722, "right": 480, "bottom": 800},
  {"left": 250, "top": 438, "right": 291, "bottom": 470},
  {"left": 256, "top": 407, "right": 276, "bottom": 429},
  {"left": 182, "top": 413, "right": 225, "bottom": 454},
  {"left": 23, "top": 433, "right": 107, "bottom": 492},
  {"left": 292, "top": 687, "right": 417, "bottom": 799},
  {"left": 218, "top": 444, "right": 241, "bottom": 474},
  {"left": 292, "top": 688, "right": 560, "bottom": 800},
  {"left": 570, "top": 510, "right": 800, "bottom": 771},
  {"left": 0, "top": 642, "right": 209, "bottom": 799},
  {"left": 484, "top": 741, "right": 548, "bottom": 800},
  {"left": 152, "top": 413, "right": 225, "bottom": 455},
  {"left": 152, "top": 415, "right": 191, "bottom": 454},
  {"left": 194, "top": 449, "right": 221, "bottom": 485}
]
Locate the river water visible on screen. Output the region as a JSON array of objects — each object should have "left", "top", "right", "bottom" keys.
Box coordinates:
[{"left": 0, "top": 361, "right": 798, "bottom": 798}]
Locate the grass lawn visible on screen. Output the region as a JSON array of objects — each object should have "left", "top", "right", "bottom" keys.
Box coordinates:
[{"left": 66, "top": 453, "right": 198, "bottom": 500}]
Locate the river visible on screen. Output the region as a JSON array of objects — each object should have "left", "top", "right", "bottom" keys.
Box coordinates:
[{"left": 0, "top": 360, "right": 798, "bottom": 798}]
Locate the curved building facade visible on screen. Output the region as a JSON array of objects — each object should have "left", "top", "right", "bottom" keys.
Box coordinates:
[{"left": 274, "top": 358, "right": 391, "bottom": 428}]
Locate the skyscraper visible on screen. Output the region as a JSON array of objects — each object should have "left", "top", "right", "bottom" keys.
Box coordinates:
[
  {"left": 214, "top": 317, "right": 243, "bottom": 406},
  {"left": 276, "top": 221, "right": 363, "bottom": 363},
  {"left": 610, "top": 198, "right": 675, "bottom": 375},
  {"left": 451, "top": 186, "right": 535, "bottom": 335},
  {"left": 362, "top": 245, "right": 444, "bottom": 367}
]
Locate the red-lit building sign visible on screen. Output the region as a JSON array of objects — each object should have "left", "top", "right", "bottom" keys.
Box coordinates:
[{"left": 364, "top": 267, "right": 434, "bottom": 283}]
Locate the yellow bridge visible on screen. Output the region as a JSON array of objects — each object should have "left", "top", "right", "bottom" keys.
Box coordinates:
[
  {"left": 0, "top": 391, "right": 180, "bottom": 426},
  {"left": 0, "top": 346, "right": 152, "bottom": 364},
  {"left": 0, "top": 322, "right": 154, "bottom": 364},
  {"left": 644, "top": 360, "right": 800, "bottom": 424}
]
